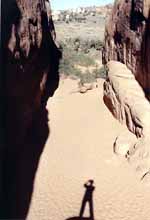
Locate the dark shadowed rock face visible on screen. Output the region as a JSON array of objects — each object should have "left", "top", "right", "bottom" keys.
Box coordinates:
[
  {"left": 103, "top": 0, "right": 150, "bottom": 99},
  {"left": 1, "top": 0, "right": 61, "bottom": 218}
]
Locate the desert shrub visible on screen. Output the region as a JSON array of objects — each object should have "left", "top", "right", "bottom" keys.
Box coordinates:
[
  {"left": 59, "top": 58, "right": 82, "bottom": 77},
  {"left": 72, "top": 37, "right": 80, "bottom": 44},
  {"left": 63, "top": 38, "right": 104, "bottom": 53},
  {"left": 74, "top": 38, "right": 104, "bottom": 52},
  {"left": 59, "top": 41, "right": 95, "bottom": 65},
  {"left": 84, "top": 39, "right": 104, "bottom": 50},
  {"left": 73, "top": 52, "right": 95, "bottom": 66},
  {"left": 93, "top": 65, "right": 107, "bottom": 79},
  {"left": 94, "top": 40, "right": 104, "bottom": 50},
  {"left": 59, "top": 44, "right": 83, "bottom": 77},
  {"left": 79, "top": 70, "right": 95, "bottom": 85},
  {"left": 75, "top": 16, "right": 86, "bottom": 23},
  {"left": 58, "top": 40, "right": 105, "bottom": 83}
]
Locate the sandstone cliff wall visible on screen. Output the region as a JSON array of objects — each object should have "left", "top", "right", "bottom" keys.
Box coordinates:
[
  {"left": 1, "top": 0, "right": 61, "bottom": 218},
  {"left": 103, "top": 0, "right": 150, "bottom": 99},
  {"left": 103, "top": 0, "right": 150, "bottom": 179}
]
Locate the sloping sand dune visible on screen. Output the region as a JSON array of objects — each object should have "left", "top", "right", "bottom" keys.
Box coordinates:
[{"left": 28, "top": 79, "right": 150, "bottom": 220}]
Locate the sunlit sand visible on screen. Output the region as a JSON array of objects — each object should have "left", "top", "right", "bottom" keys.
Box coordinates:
[{"left": 28, "top": 79, "right": 150, "bottom": 220}]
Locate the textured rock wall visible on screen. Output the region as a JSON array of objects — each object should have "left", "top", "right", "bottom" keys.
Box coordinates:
[
  {"left": 104, "top": 62, "right": 150, "bottom": 173},
  {"left": 1, "top": 0, "right": 61, "bottom": 218},
  {"left": 103, "top": 0, "right": 150, "bottom": 98},
  {"left": 103, "top": 0, "right": 150, "bottom": 179},
  {"left": 104, "top": 61, "right": 150, "bottom": 138}
]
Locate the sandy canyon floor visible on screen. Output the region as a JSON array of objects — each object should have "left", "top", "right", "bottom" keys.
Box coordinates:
[{"left": 28, "top": 79, "right": 150, "bottom": 220}]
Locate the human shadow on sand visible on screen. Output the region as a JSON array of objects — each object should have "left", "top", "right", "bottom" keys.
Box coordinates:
[{"left": 66, "top": 180, "right": 95, "bottom": 220}]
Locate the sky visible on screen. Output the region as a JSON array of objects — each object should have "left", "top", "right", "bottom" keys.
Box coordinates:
[{"left": 51, "top": 0, "right": 114, "bottom": 10}]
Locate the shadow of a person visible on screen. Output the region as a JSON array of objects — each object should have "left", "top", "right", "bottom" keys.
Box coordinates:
[{"left": 79, "top": 180, "right": 95, "bottom": 220}]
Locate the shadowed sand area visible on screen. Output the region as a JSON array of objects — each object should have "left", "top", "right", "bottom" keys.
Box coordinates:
[{"left": 27, "top": 79, "right": 150, "bottom": 220}]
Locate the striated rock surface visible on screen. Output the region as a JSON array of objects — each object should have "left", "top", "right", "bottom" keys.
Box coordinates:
[
  {"left": 104, "top": 61, "right": 150, "bottom": 138},
  {"left": 103, "top": 0, "right": 150, "bottom": 99},
  {"left": 103, "top": 61, "right": 150, "bottom": 177},
  {"left": 1, "top": 0, "right": 61, "bottom": 218},
  {"left": 113, "top": 130, "right": 138, "bottom": 157},
  {"left": 103, "top": 0, "right": 150, "bottom": 179}
]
